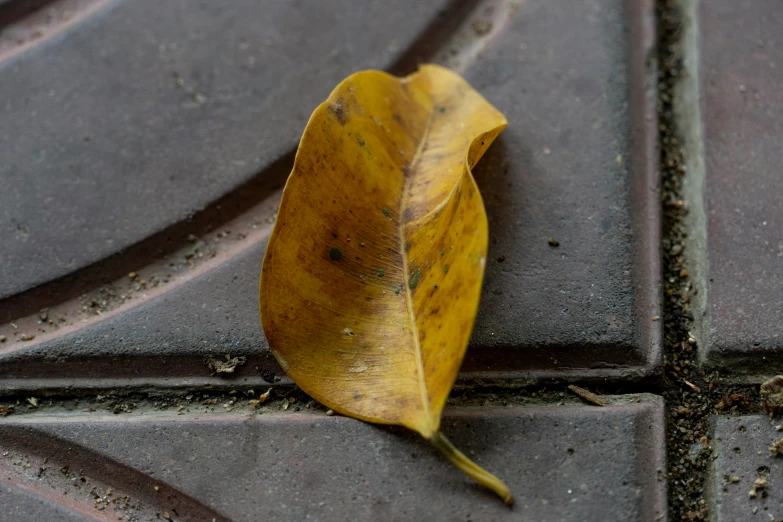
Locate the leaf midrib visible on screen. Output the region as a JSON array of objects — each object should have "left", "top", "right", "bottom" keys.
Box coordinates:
[{"left": 398, "top": 101, "right": 435, "bottom": 435}]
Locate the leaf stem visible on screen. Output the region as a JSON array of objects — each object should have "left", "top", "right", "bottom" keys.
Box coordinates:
[{"left": 430, "top": 431, "right": 514, "bottom": 506}]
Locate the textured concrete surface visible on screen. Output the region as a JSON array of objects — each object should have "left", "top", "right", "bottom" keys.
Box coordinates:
[
  {"left": 464, "top": 0, "right": 661, "bottom": 379},
  {"left": 0, "top": 0, "right": 662, "bottom": 390},
  {"left": 0, "top": 239, "right": 276, "bottom": 391},
  {"left": 0, "top": 482, "right": 87, "bottom": 522},
  {"left": 0, "top": 397, "right": 666, "bottom": 522},
  {"left": 690, "top": 0, "right": 783, "bottom": 375},
  {"left": 709, "top": 415, "right": 783, "bottom": 521},
  {"left": 0, "top": 0, "right": 452, "bottom": 299},
  {"left": 2, "top": 0, "right": 781, "bottom": 519}
]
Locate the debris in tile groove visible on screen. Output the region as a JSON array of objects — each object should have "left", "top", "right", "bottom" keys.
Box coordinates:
[
  {"left": 761, "top": 376, "right": 783, "bottom": 416},
  {"left": 657, "top": 2, "right": 761, "bottom": 519},
  {"left": 203, "top": 354, "right": 247, "bottom": 374},
  {"left": 567, "top": 385, "right": 606, "bottom": 406},
  {"left": 0, "top": 386, "right": 652, "bottom": 423},
  {"left": 249, "top": 387, "right": 273, "bottom": 407}
]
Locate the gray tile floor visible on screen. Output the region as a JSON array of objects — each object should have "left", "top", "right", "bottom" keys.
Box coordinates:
[{"left": 0, "top": 0, "right": 781, "bottom": 520}]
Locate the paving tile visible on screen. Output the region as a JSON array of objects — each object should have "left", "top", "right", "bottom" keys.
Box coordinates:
[
  {"left": 0, "top": 396, "right": 667, "bottom": 521},
  {"left": 459, "top": 0, "right": 662, "bottom": 379},
  {"left": 708, "top": 415, "right": 783, "bottom": 521},
  {"left": 0, "top": 482, "right": 85, "bottom": 522},
  {"left": 0, "top": 482, "right": 87, "bottom": 522},
  {"left": 688, "top": 0, "right": 783, "bottom": 375},
  {"left": 0, "top": 0, "right": 662, "bottom": 390},
  {"left": 0, "top": 0, "right": 452, "bottom": 299},
  {"left": 0, "top": 0, "right": 660, "bottom": 391},
  {"left": 0, "top": 238, "right": 274, "bottom": 391}
]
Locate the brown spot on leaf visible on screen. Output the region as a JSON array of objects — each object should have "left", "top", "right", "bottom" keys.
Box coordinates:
[
  {"left": 330, "top": 99, "right": 347, "bottom": 125},
  {"left": 408, "top": 267, "right": 421, "bottom": 290}
]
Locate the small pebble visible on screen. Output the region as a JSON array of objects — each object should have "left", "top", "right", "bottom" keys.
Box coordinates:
[{"left": 471, "top": 20, "right": 493, "bottom": 35}]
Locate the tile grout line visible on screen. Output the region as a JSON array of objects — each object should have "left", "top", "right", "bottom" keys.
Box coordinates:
[
  {"left": 657, "top": 1, "right": 711, "bottom": 518},
  {"left": 657, "top": 1, "right": 763, "bottom": 519}
]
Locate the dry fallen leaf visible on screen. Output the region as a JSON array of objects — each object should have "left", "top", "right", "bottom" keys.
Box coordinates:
[{"left": 260, "top": 64, "right": 510, "bottom": 503}]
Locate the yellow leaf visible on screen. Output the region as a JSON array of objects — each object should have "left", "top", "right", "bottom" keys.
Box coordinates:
[{"left": 260, "top": 64, "right": 510, "bottom": 504}]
